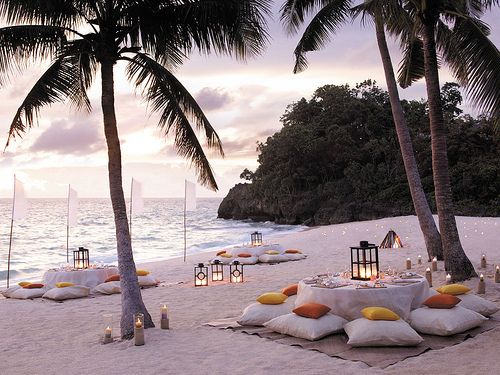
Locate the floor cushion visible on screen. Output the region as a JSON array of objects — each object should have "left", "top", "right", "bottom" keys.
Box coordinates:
[
  {"left": 1, "top": 285, "right": 21, "bottom": 298},
  {"left": 281, "top": 284, "right": 298, "bottom": 297},
  {"left": 10, "top": 287, "right": 47, "bottom": 299},
  {"left": 410, "top": 306, "right": 487, "bottom": 336},
  {"left": 258, "top": 254, "right": 289, "bottom": 263},
  {"left": 43, "top": 285, "right": 90, "bottom": 301},
  {"left": 94, "top": 281, "right": 121, "bottom": 295},
  {"left": 265, "top": 313, "right": 347, "bottom": 341},
  {"left": 436, "top": 284, "right": 471, "bottom": 295},
  {"left": 138, "top": 275, "right": 159, "bottom": 286},
  {"left": 283, "top": 253, "right": 307, "bottom": 261},
  {"left": 238, "top": 302, "right": 293, "bottom": 326},
  {"left": 257, "top": 292, "right": 288, "bottom": 305},
  {"left": 361, "top": 307, "right": 400, "bottom": 321},
  {"left": 233, "top": 256, "right": 258, "bottom": 265},
  {"left": 293, "top": 303, "right": 331, "bottom": 319},
  {"left": 284, "top": 249, "right": 302, "bottom": 254},
  {"left": 105, "top": 274, "right": 120, "bottom": 282},
  {"left": 344, "top": 318, "right": 423, "bottom": 347},
  {"left": 423, "top": 294, "right": 461, "bottom": 309},
  {"left": 458, "top": 294, "right": 499, "bottom": 316}
]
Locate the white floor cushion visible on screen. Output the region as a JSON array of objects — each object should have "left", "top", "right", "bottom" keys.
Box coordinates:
[
  {"left": 1, "top": 285, "right": 21, "bottom": 298},
  {"left": 233, "top": 256, "right": 259, "bottom": 265},
  {"left": 94, "top": 281, "right": 121, "bottom": 295},
  {"left": 458, "top": 294, "right": 499, "bottom": 316},
  {"left": 410, "top": 306, "right": 487, "bottom": 336},
  {"left": 10, "top": 287, "right": 47, "bottom": 299},
  {"left": 43, "top": 285, "right": 90, "bottom": 301},
  {"left": 283, "top": 253, "right": 307, "bottom": 261},
  {"left": 238, "top": 302, "right": 293, "bottom": 326},
  {"left": 265, "top": 313, "right": 347, "bottom": 341},
  {"left": 138, "top": 275, "right": 159, "bottom": 286},
  {"left": 258, "top": 254, "right": 289, "bottom": 263},
  {"left": 344, "top": 318, "right": 423, "bottom": 347}
]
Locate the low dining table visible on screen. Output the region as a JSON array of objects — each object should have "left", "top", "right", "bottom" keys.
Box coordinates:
[
  {"left": 295, "top": 275, "right": 430, "bottom": 321},
  {"left": 42, "top": 267, "right": 119, "bottom": 288}
]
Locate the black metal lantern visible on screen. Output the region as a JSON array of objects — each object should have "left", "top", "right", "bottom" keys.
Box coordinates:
[
  {"left": 350, "top": 241, "right": 379, "bottom": 281},
  {"left": 211, "top": 260, "right": 224, "bottom": 282},
  {"left": 230, "top": 261, "right": 244, "bottom": 283},
  {"left": 251, "top": 231, "right": 263, "bottom": 246},
  {"left": 194, "top": 263, "right": 209, "bottom": 286},
  {"left": 73, "top": 247, "right": 90, "bottom": 269}
]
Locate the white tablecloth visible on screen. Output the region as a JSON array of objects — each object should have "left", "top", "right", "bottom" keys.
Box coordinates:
[
  {"left": 42, "top": 268, "right": 119, "bottom": 288},
  {"left": 295, "top": 277, "right": 430, "bottom": 321}
]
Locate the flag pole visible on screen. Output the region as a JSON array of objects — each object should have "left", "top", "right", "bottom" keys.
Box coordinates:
[
  {"left": 7, "top": 175, "right": 16, "bottom": 288},
  {"left": 66, "top": 184, "right": 70, "bottom": 263},
  {"left": 183, "top": 180, "right": 187, "bottom": 263}
]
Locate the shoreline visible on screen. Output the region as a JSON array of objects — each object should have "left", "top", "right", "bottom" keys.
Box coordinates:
[{"left": 1, "top": 214, "right": 499, "bottom": 375}]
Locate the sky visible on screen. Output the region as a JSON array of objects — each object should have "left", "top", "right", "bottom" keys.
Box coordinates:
[{"left": 0, "top": 4, "right": 498, "bottom": 198}]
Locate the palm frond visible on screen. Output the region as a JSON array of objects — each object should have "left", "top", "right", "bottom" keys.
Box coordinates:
[
  {"left": 125, "top": 52, "right": 223, "bottom": 190},
  {"left": 0, "top": 25, "right": 65, "bottom": 86},
  {"left": 291, "top": 0, "right": 353, "bottom": 73},
  {"left": 280, "top": 0, "right": 334, "bottom": 34},
  {"left": 439, "top": 16, "right": 500, "bottom": 119},
  {"left": 6, "top": 56, "right": 91, "bottom": 147}
]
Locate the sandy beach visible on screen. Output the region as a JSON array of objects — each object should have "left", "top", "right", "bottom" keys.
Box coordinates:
[{"left": 1, "top": 215, "right": 499, "bottom": 375}]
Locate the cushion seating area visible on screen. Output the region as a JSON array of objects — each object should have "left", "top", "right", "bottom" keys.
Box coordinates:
[
  {"left": 43, "top": 285, "right": 90, "bottom": 301},
  {"left": 94, "top": 281, "right": 121, "bottom": 295},
  {"left": 457, "top": 294, "right": 499, "bottom": 316},
  {"left": 265, "top": 313, "right": 347, "bottom": 341},
  {"left": 237, "top": 302, "right": 294, "bottom": 326},
  {"left": 258, "top": 254, "right": 289, "bottom": 263},
  {"left": 10, "top": 286, "right": 48, "bottom": 299},
  {"left": 344, "top": 318, "right": 423, "bottom": 347}
]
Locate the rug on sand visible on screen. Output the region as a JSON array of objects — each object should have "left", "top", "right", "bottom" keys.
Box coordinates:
[{"left": 205, "top": 314, "right": 500, "bottom": 369}]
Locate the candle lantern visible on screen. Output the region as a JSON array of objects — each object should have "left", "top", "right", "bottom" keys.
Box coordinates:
[
  {"left": 134, "top": 313, "right": 145, "bottom": 346},
  {"left": 446, "top": 273, "right": 452, "bottom": 284},
  {"left": 211, "top": 260, "right": 224, "bottom": 282},
  {"left": 251, "top": 231, "right": 263, "bottom": 246},
  {"left": 160, "top": 304, "right": 169, "bottom": 330},
  {"left": 73, "top": 247, "right": 90, "bottom": 269},
  {"left": 350, "top": 241, "right": 379, "bottom": 281},
  {"left": 103, "top": 314, "right": 113, "bottom": 344},
  {"left": 230, "top": 261, "right": 244, "bottom": 283},
  {"left": 194, "top": 263, "right": 209, "bottom": 287}
]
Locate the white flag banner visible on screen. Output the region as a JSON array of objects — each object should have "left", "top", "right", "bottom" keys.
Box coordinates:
[
  {"left": 185, "top": 180, "right": 196, "bottom": 211},
  {"left": 68, "top": 187, "right": 79, "bottom": 227},
  {"left": 131, "top": 178, "right": 144, "bottom": 215},
  {"left": 13, "top": 177, "right": 28, "bottom": 220}
]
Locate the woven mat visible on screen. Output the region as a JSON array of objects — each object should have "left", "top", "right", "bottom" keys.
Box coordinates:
[{"left": 205, "top": 314, "right": 500, "bottom": 368}]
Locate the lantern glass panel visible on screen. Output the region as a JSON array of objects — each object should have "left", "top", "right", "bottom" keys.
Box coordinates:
[
  {"left": 230, "top": 261, "right": 244, "bottom": 283},
  {"left": 194, "top": 263, "right": 209, "bottom": 286},
  {"left": 251, "top": 232, "right": 263, "bottom": 246},
  {"left": 211, "top": 261, "right": 224, "bottom": 282},
  {"left": 73, "top": 247, "right": 90, "bottom": 269},
  {"left": 350, "top": 242, "right": 379, "bottom": 281}
]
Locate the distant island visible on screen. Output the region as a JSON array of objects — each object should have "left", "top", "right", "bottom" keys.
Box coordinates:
[{"left": 218, "top": 81, "right": 499, "bottom": 226}]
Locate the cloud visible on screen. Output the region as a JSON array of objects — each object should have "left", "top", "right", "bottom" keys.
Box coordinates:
[
  {"left": 30, "top": 118, "right": 105, "bottom": 155},
  {"left": 195, "top": 87, "right": 233, "bottom": 111}
]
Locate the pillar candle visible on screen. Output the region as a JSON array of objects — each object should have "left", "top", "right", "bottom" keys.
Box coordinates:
[
  {"left": 431, "top": 257, "right": 438, "bottom": 272},
  {"left": 477, "top": 274, "right": 485, "bottom": 294},
  {"left": 160, "top": 304, "right": 169, "bottom": 330},
  {"left": 134, "top": 316, "right": 145, "bottom": 346},
  {"left": 446, "top": 273, "right": 452, "bottom": 284},
  {"left": 417, "top": 255, "right": 422, "bottom": 265},
  {"left": 406, "top": 258, "right": 411, "bottom": 270},
  {"left": 425, "top": 267, "right": 432, "bottom": 287},
  {"left": 103, "top": 326, "right": 113, "bottom": 344},
  {"left": 495, "top": 266, "right": 500, "bottom": 283},
  {"left": 480, "top": 254, "right": 487, "bottom": 268}
]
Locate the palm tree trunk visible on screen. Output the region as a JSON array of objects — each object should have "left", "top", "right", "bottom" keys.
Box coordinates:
[
  {"left": 374, "top": 18, "right": 443, "bottom": 261},
  {"left": 421, "top": 20, "right": 476, "bottom": 280},
  {"left": 101, "top": 59, "right": 154, "bottom": 337}
]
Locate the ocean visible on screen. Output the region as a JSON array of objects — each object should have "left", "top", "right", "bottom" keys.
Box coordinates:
[{"left": 0, "top": 198, "right": 304, "bottom": 287}]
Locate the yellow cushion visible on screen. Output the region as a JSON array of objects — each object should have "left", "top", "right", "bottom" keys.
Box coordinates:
[
  {"left": 256, "top": 292, "right": 288, "bottom": 305},
  {"left": 56, "top": 282, "right": 75, "bottom": 288},
  {"left": 18, "top": 281, "right": 31, "bottom": 287},
  {"left": 136, "top": 269, "right": 150, "bottom": 276},
  {"left": 220, "top": 253, "right": 233, "bottom": 258},
  {"left": 436, "top": 284, "right": 471, "bottom": 295},
  {"left": 265, "top": 250, "right": 280, "bottom": 255},
  {"left": 361, "top": 307, "right": 400, "bottom": 321}
]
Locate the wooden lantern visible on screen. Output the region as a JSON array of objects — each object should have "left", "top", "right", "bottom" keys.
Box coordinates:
[
  {"left": 194, "top": 263, "right": 209, "bottom": 287},
  {"left": 230, "top": 261, "right": 244, "bottom": 283},
  {"left": 211, "top": 260, "right": 224, "bottom": 282},
  {"left": 350, "top": 241, "right": 379, "bottom": 281},
  {"left": 251, "top": 231, "right": 262, "bottom": 246},
  {"left": 73, "top": 247, "right": 90, "bottom": 269}
]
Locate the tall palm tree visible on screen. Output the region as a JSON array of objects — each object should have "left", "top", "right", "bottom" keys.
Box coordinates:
[
  {"left": 280, "top": 0, "right": 444, "bottom": 261},
  {"left": 395, "top": 0, "right": 499, "bottom": 279},
  {"left": 0, "top": 0, "right": 270, "bottom": 337}
]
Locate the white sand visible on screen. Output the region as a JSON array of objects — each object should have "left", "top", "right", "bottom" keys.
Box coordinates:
[{"left": 1, "top": 215, "right": 499, "bottom": 375}]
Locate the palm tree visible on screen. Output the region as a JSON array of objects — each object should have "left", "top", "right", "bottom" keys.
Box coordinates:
[
  {"left": 395, "top": 0, "right": 499, "bottom": 279},
  {"left": 280, "top": 0, "right": 444, "bottom": 261},
  {"left": 0, "top": 0, "right": 270, "bottom": 337}
]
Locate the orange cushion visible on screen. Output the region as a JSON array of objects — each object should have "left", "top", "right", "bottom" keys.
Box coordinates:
[
  {"left": 238, "top": 253, "right": 252, "bottom": 258},
  {"left": 285, "top": 249, "right": 302, "bottom": 254},
  {"left": 216, "top": 250, "right": 226, "bottom": 256},
  {"left": 23, "top": 283, "right": 44, "bottom": 289},
  {"left": 424, "top": 294, "right": 461, "bottom": 309},
  {"left": 281, "top": 284, "right": 298, "bottom": 296},
  {"left": 105, "top": 275, "right": 120, "bottom": 282},
  {"left": 293, "top": 303, "right": 331, "bottom": 319}
]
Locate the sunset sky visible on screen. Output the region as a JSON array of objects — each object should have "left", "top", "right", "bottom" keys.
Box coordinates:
[{"left": 1, "top": 6, "right": 498, "bottom": 198}]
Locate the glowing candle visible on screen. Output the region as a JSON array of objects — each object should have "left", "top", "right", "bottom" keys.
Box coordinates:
[
  {"left": 160, "top": 304, "right": 169, "bottom": 330},
  {"left": 431, "top": 257, "right": 438, "bottom": 272},
  {"left": 478, "top": 274, "right": 485, "bottom": 294},
  {"left": 495, "top": 266, "right": 500, "bottom": 283},
  {"left": 134, "top": 313, "right": 145, "bottom": 346},
  {"left": 480, "top": 254, "right": 487, "bottom": 268},
  {"left": 446, "top": 273, "right": 452, "bottom": 284},
  {"left": 406, "top": 258, "right": 411, "bottom": 270},
  {"left": 425, "top": 267, "right": 432, "bottom": 287},
  {"left": 417, "top": 255, "right": 422, "bottom": 265},
  {"left": 103, "top": 314, "right": 113, "bottom": 344}
]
